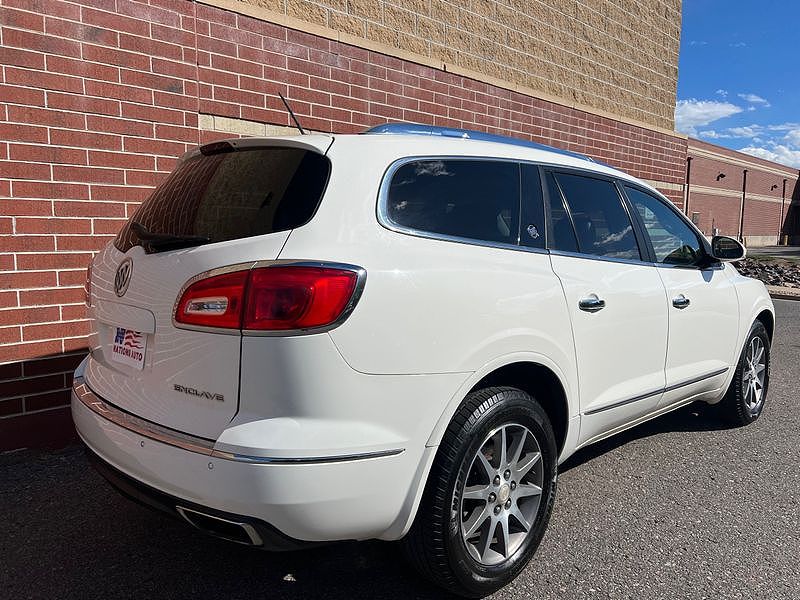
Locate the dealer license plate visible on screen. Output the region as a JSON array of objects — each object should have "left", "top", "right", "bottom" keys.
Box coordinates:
[{"left": 110, "top": 327, "right": 147, "bottom": 370}]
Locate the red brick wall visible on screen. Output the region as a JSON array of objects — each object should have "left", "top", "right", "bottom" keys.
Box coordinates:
[
  {"left": 687, "top": 139, "right": 799, "bottom": 241},
  {"left": 0, "top": 0, "right": 782, "bottom": 450}
]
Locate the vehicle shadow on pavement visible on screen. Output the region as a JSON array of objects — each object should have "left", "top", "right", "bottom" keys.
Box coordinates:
[
  {"left": 0, "top": 402, "right": 734, "bottom": 600},
  {"left": 0, "top": 446, "right": 456, "bottom": 600},
  {"left": 559, "top": 401, "right": 734, "bottom": 474}
]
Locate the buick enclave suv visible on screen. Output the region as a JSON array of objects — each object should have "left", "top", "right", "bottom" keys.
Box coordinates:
[{"left": 73, "top": 123, "right": 774, "bottom": 597}]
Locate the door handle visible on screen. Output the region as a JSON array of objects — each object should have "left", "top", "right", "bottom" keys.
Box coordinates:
[
  {"left": 672, "top": 294, "right": 690, "bottom": 309},
  {"left": 578, "top": 295, "right": 606, "bottom": 312}
]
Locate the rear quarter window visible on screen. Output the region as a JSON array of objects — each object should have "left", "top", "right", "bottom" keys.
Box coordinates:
[
  {"left": 384, "top": 159, "right": 520, "bottom": 246},
  {"left": 115, "top": 146, "right": 330, "bottom": 254}
]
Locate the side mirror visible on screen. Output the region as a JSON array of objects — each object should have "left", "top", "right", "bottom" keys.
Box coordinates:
[{"left": 710, "top": 235, "right": 746, "bottom": 262}]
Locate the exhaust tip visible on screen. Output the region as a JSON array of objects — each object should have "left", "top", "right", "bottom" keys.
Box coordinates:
[{"left": 176, "top": 506, "right": 263, "bottom": 546}]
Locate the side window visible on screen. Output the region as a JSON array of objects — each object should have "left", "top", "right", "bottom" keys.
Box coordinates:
[
  {"left": 520, "top": 165, "right": 545, "bottom": 249},
  {"left": 554, "top": 173, "right": 641, "bottom": 260},
  {"left": 624, "top": 186, "right": 704, "bottom": 266},
  {"left": 544, "top": 171, "right": 578, "bottom": 253},
  {"left": 385, "top": 159, "right": 519, "bottom": 245}
]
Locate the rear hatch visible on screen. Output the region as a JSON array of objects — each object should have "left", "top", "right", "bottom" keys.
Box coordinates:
[{"left": 85, "top": 136, "right": 333, "bottom": 439}]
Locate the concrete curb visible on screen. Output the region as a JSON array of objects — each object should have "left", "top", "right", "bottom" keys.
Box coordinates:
[{"left": 767, "top": 285, "right": 800, "bottom": 301}]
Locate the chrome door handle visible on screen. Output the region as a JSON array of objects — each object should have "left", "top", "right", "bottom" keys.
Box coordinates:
[
  {"left": 578, "top": 295, "right": 606, "bottom": 312},
  {"left": 672, "top": 294, "right": 690, "bottom": 309}
]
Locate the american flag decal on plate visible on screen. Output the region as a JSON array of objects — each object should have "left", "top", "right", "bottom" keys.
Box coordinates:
[{"left": 111, "top": 327, "right": 147, "bottom": 370}]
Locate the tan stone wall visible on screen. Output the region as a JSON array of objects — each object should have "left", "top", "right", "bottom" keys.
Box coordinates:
[{"left": 242, "top": 0, "right": 681, "bottom": 130}]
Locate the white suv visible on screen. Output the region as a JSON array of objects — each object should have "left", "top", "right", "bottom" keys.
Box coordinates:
[{"left": 73, "top": 123, "right": 774, "bottom": 597}]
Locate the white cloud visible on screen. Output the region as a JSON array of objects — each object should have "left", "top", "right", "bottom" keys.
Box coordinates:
[
  {"left": 727, "top": 125, "right": 763, "bottom": 138},
  {"left": 698, "top": 125, "right": 765, "bottom": 140},
  {"left": 785, "top": 129, "right": 800, "bottom": 146},
  {"left": 739, "top": 145, "right": 800, "bottom": 168},
  {"left": 736, "top": 125, "right": 800, "bottom": 168},
  {"left": 729, "top": 42, "right": 747, "bottom": 48},
  {"left": 689, "top": 40, "right": 708, "bottom": 46},
  {"left": 737, "top": 93, "right": 770, "bottom": 107},
  {"left": 674, "top": 99, "right": 743, "bottom": 136},
  {"left": 715, "top": 89, "right": 728, "bottom": 98}
]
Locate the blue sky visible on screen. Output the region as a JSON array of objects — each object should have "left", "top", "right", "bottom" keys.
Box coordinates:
[{"left": 676, "top": 1, "right": 800, "bottom": 167}]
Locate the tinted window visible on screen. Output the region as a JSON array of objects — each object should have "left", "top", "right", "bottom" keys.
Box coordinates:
[
  {"left": 115, "top": 147, "right": 330, "bottom": 254},
  {"left": 386, "top": 160, "right": 519, "bottom": 245},
  {"left": 625, "top": 186, "right": 703, "bottom": 266},
  {"left": 520, "top": 165, "right": 546, "bottom": 249},
  {"left": 544, "top": 172, "right": 578, "bottom": 253},
  {"left": 555, "top": 173, "right": 640, "bottom": 260}
]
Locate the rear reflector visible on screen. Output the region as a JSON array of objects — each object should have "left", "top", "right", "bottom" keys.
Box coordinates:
[{"left": 175, "top": 265, "right": 361, "bottom": 332}]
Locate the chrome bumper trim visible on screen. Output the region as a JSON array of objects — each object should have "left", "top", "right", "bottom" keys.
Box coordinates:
[{"left": 73, "top": 377, "right": 404, "bottom": 464}]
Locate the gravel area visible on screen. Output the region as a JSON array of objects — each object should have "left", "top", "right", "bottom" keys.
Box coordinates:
[
  {"left": 735, "top": 257, "right": 800, "bottom": 288},
  {"left": 1, "top": 301, "right": 798, "bottom": 600}
]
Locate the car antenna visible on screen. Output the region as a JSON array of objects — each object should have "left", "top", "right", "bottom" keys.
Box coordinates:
[{"left": 278, "top": 92, "right": 306, "bottom": 135}]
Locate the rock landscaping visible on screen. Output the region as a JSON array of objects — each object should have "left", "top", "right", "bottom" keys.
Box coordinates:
[{"left": 734, "top": 257, "right": 800, "bottom": 288}]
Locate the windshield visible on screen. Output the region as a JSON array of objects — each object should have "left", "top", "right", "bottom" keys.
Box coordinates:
[{"left": 115, "top": 146, "right": 331, "bottom": 254}]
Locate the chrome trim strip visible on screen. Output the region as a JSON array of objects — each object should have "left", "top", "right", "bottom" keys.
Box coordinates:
[
  {"left": 74, "top": 378, "right": 404, "bottom": 464},
  {"left": 584, "top": 388, "right": 663, "bottom": 416},
  {"left": 664, "top": 367, "right": 729, "bottom": 393},
  {"left": 211, "top": 448, "right": 406, "bottom": 464},
  {"left": 75, "top": 379, "right": 217, "bottom": 454},
  {"left": 583, "top": 367, "right": 730, "bottom": 416}
]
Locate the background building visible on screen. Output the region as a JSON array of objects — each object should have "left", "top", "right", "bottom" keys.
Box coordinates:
[{"left": 0, "top": 0, "right": 798, "bottom": 449}]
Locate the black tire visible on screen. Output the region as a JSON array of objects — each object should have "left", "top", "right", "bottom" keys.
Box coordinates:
[
  {"left": 719, "top": 321, "right": 770, "bottom": 426},
  {"left": 402, "top": 386, "right": 558, "bottom": 598}
]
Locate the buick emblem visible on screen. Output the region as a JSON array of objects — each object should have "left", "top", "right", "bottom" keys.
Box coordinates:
[{"left": 114, "top": 258, "right": 133, "bottom": 297}]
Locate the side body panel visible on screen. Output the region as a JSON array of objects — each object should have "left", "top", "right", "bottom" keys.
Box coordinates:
[
  {"left": 549, "top": 255, "right": 669, "bottom": 444},
  {"left": 656, "top": 265, "right": 740, "bottom": 407}
]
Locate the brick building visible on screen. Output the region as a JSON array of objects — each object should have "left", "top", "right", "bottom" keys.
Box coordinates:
[{"left": 0, "top": 0, "right": 797, "bottom": 450}]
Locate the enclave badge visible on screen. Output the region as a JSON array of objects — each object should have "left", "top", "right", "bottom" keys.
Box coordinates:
[
  {"left": 114, "top": 258, "right": 133, "bottom": 297},
  {"left": 173, "top": 384, "right": 225, "bottom": 402}
]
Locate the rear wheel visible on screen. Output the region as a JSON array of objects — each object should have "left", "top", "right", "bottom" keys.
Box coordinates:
[
  {"left": 719, "top": 321, "right": 770, "bottom": 426},
  {"left": 402, "top": 386, "right": 557, "bottom": 598}
]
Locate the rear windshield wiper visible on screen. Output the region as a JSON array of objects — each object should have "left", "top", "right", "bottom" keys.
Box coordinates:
[{"left": 131, "top": 221, "right": 211, "bottom": 252}]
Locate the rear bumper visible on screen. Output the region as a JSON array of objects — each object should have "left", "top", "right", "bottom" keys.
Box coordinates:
[
  {"left": 84, "top": 446, "right": 311, "bottom": 551},
  {"left": 72, "top": 376, "right": 437, "bottom": 542}
]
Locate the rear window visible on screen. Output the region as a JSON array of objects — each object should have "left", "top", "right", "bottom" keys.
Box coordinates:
[
  {"left": 384, "top": 159, "right": 520, "bottom": 246},
  {"left": 115, "top": 147, "right": 330, "bottom": 253},
  {"left": 553, "top": 172, "right": 641, "bottom": 260}
]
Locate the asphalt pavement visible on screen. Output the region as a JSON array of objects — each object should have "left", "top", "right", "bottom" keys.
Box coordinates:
[{"left": 2, "top": 300, "right": 798, "bottom": 600}]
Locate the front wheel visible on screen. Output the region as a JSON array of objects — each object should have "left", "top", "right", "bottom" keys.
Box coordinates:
[
  {"left": 719, "top": 321, "right": 771, "bottom": 426},
  {"left": 402, "top": 386, "right": 558, "bottom": 598}
]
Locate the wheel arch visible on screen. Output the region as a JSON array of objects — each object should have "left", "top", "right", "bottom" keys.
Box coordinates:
[
  {"left": 385, "top": 356, "right": 575, "bottom": 541},
  {"left": 755, "top": 308, "right": 774, "bottom": 342},
  {"left": 425, "top": 355, "right": 576, "bottom": 457},
  {"left": 469, "top": 362, "right": 570, "bottom": 456}
]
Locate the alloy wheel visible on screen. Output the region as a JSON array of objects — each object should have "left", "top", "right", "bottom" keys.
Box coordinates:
[
  {"left": 742, "top": 336, "right": 766, "bottom": 415},
  {"left": 457, "top": 423, "right": 544, "bottom": 566}
]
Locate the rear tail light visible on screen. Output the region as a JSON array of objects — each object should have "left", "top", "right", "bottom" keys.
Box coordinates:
[
  {"left": 175, "top": 270, "right": 249, "bottom": 329},
  {"left": 175, "top": 265, "right": 362, "bottom": 332}
]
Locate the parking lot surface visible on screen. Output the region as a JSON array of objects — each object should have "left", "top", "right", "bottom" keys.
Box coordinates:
[{"left": 2, "top": 300, "right": 798, "bottom": 600}]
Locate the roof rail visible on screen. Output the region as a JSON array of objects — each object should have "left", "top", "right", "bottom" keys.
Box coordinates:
[{"left": 363, "top": 122, "right": 596, "bottom": 163}]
